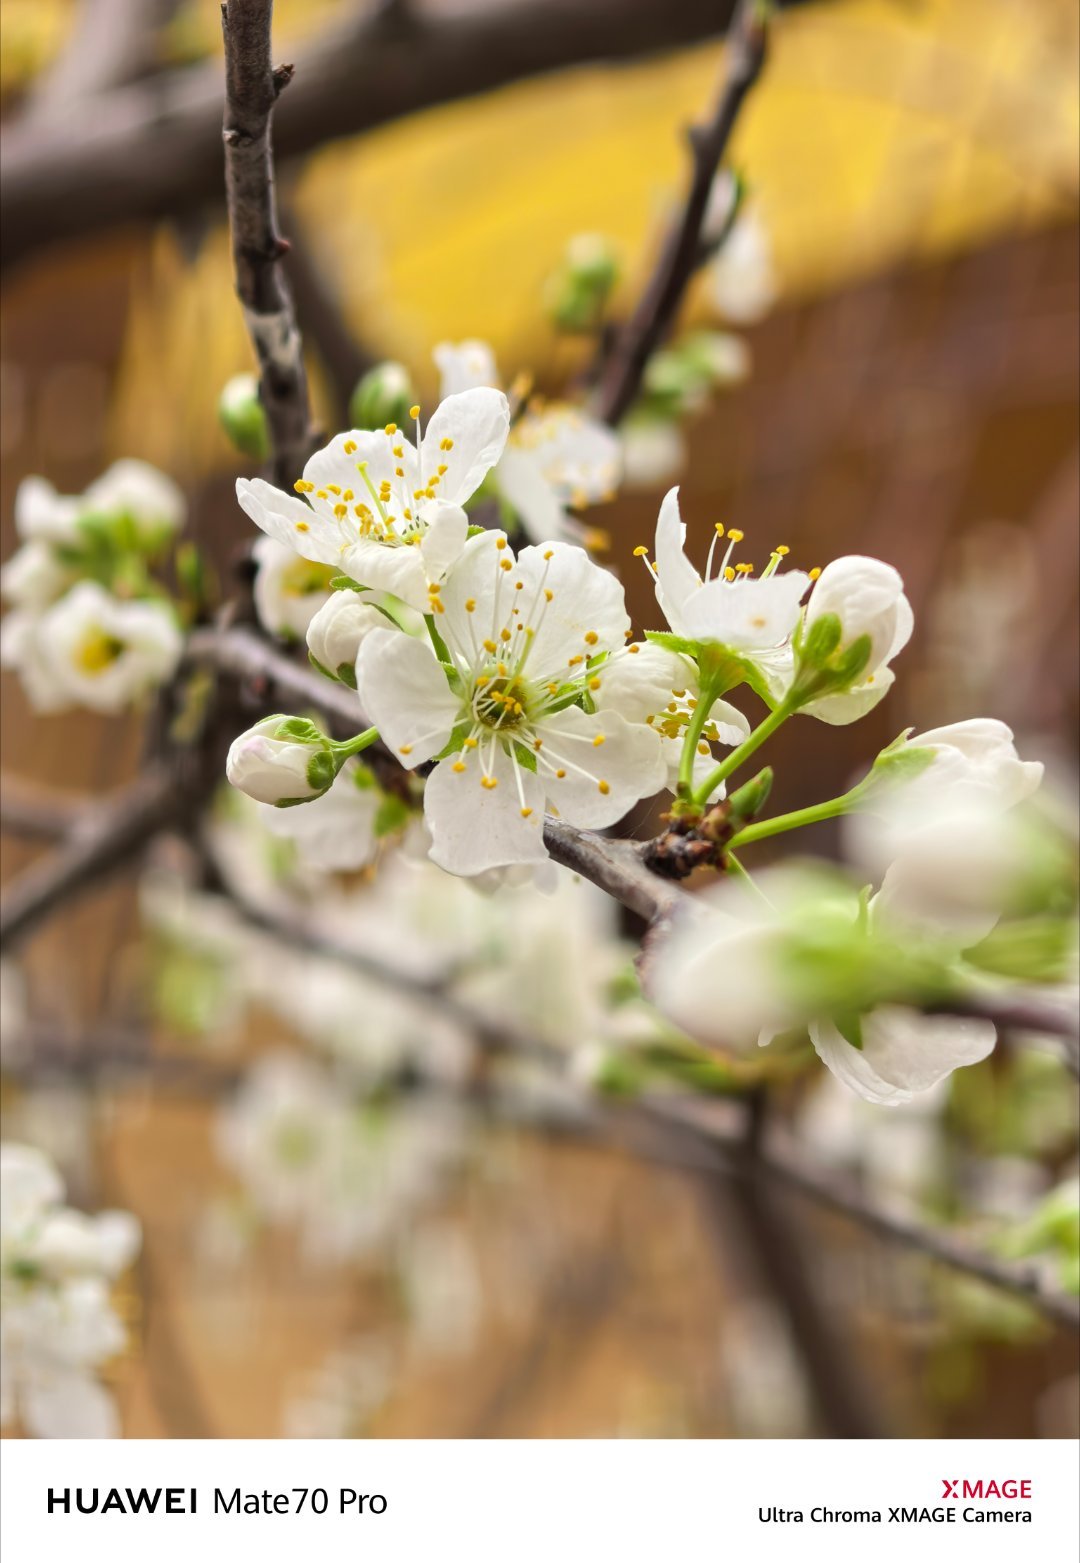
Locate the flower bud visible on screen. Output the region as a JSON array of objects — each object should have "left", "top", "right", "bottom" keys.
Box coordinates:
[
  {"left": 792, "top": 556, "right": 913, "bottom": 720},
  {"left": 349, "top": 361, "right": 417, "bottom": 432},
  {"left": 545, "top": 233, "right": 620, "bottom": 332},
  {"left": 225, "top": 716, "right": 336, "bottom": 806},
  {"left": 804, "top": 556, "right": 909, "bottom": 672},
  {"left": 218, "top": 373, "right": 269, "bottom": 460},
  {"left": 306, "top": 591, "right": 389, "bottom": 686}
]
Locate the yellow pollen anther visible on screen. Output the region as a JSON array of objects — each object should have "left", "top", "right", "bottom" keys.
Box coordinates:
[
  {"left": 627, "top": 643, "right": 640, "bottom": 654},
  {"left": 500, "top": 628, "right": 512, "bottom": 642},
  {"left": 496, "top": 537, "right": 507, "bottom": 550},
  {"left": 724, "top": 566, "right": 736, "bottom": 581},
  {"left": 727, "top": 528, "right": 744, "bottom": 543},
  {"left": 543, "top": 550, "right": 554, "bottom": 561},
  {"left": 452, "top": 761, "right": 466, "bottom": 773},
  {"left": 633, "top": 546, "right": 649, "bottom": 557},
  {"left": 597, "top": 780, "right": 610, "bottom": 795},
  {"left": 483, "top": 639, "right": 498, "bottom": 653},
  {"left": 440, "top": 437, "right": 454, "bottom": 451},
  {"left": 809, "top": 566, "right": 821, "bottom": 579},
  {"left": 295, "top": 521, "right": 309, "bottom": 532},
  {"left": 567, "top": 655, "right": 583, "bottom": 667},
  {"left": 774, "top": 545, "right": 790, "bottom": 556},
  {"left": 714, "top": 523, "right": 725, "bottom": 537},
  {"left": 555, "top": 769, "right": 566, "bottom": 779},
  {"left": 399, "top": 745, "right": 413, "bottom": 756},
  {"left": 481, "top": 776, "right": 498, "bottom": 790},
  {"left": 343, "top": 441, "right": 357, "bottom": 455},
  {"left": 334, "top": 503, "right": 347, "bottom": 518},
  {"left": 520, "top": 807, "right": 533, "bottom": 818},
  {"left": 698, "top": 741, "right": 711, "bottom": 755},
  {"left": 544, "top": 589, "right": 554, "bottom": 602},
  {"left": 592, "top": 734, "right": 605, "bottom": 747},
  {"left": 500, "top": 559, "right": 513, "bottom": 572},
  {"left": 437, "top": 464, "right": 448, "bottom": 476},
  {"left": 584, "top": 631, "right": 598, "bottom": 646},
  {"left": 464, "top": 738, "right": 478, "bottom": 749},
  {"left": 409, "top": 404, "right": 421, "bottom": 420},
  {"left": 384, "top": 424, "right": 397, "bottom": 435},
  {"left": 465, "top": 599, "right": 476, "bottom": 612},
  {"left": 293, "top": 480, "right": 314, "bottom": 493},
  {"left": 588, "top": 677, "right": 601, "bottom": 691}
]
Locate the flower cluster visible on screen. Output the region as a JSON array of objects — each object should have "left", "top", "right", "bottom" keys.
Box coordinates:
[
  {"left": 1, "top": 462, "right": 184, "bottom": 713},
  {"left": 1, "top": 1144, "right": 140, "bottom": 1439}
]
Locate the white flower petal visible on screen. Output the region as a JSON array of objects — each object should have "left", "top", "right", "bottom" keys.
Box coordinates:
[
  {"left": 537, "top": 705, "right": 665, "bottom": 828},
  {"left": 355, "top": 628, "right": 460, "bottom": 764},
  {"left": 236, "top": 477, "right": 343, "bottom": 569},
  {"left": 810, "top": 1007, "right": 996, "bottom": 1105},
  {"left": 513, "top": 539, "right": 629, "bottom": 677},
  {"left": 420, "top": 388, "right": 509, "bottom": 507},
  {"left": 653, "top": 487, "right": 701, "bottom": 634},
  {"left": 339, "top": 537, "right": 429, "bottom": 610},
  {"left": 418, "top": 501, "right": 469, "bottom": 581},
  {"left": 496, "top": 446, "right": 570, "bottom": 545},
  {"left": 425, "top": 745, "right": 547, "bottom": 878}
]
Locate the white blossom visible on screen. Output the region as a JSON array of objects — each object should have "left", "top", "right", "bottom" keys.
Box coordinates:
[
  {"left": 0, "top": 541, "right": 72, "bottom": 612},
  {"left": 252, "top": 535, "right": 334, "bottom": 640},
  {"left": 1, "top": 1144, "right": 139, "bottom": 1439},
  {"left": 620, "top": 416, "right": 686, "bottom": 490},
  {"left": 5, "top": 581, "right": 182, "bottom": 715},
  {"left": 356, "top": 531, "right": 666, "bottom": 877},
  {"left": 646, "top": 486, "right": 809, "bottom": 657},
  {"left": 236, "top": 387, "right": 510, "bottom": 613},
  {"left": 13, "top": 462, "right": 184, "bottom": 549},
  {"left": 434, "top": 341, "right": 621, "bottom": 546}
]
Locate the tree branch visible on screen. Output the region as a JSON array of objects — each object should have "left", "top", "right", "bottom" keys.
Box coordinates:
[
  {"left": 221, "top": 0, "right": 314, "bottom": 488},
  {"left": 593, "top": 0, "right": 769, "bottom": 425},
  {"left": 0, "top": 769, "right": 181, "bottom": 948},
  {"left": 1, "top": 0, "right": 805, "bottom": 272}
]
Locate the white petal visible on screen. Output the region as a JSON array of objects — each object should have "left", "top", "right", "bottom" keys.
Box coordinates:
[
  {"left": 355, "top": 628, "right": 459, "bottom": 764},
  {"left": 679, "top": 570, "right": 809, "bottom": 648},
  {"left": 810, "top": 1007, "right": 996, "bottom": 1105},
  {"left": 339, "top": 537, "right": 429, "bottom": 611},
  {"left": 420, "top": 388, "right": 510, "bottom": 507},
  {"left": 418, "top": 501, "right": 469, "bottom": 581},
  {"left": 802, "top": 666, "right": 895, "bottom": 726},
  {"left": 434, "top": 340, "right": 499, "bottom": 398},
  {"left": 424, "top": 747, "right": 547, "bottom": 878},
  {"left": 496, "top": 447, "right": 570, "bottom": 545},
  {"left": 536, "top": 706, "right": 666, "bottom": 828},
  {"left": 591, "top": 643, "right": 692, "bottom": 723},
  {"left": 236, "top": 477, "right": 343, "bottom": 568},
  {"left": 514, "top": 540, "right": 629, "bottom": 677},
  {"left": 653, "top": 487, "right": 699, "bottom": 633}
]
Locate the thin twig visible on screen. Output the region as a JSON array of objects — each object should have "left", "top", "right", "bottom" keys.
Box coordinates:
[
  {"left": 0, "top": 770, "right": 180, "bottom": 948},
  {"left": 2, "top": 0, "right": 785, "bottom": 271},
  {"left": 593, "top": 0, "right": 769, "bottom": 425},
  {"left": 221, "top": 0, "right": 314, "bottom": 487}
]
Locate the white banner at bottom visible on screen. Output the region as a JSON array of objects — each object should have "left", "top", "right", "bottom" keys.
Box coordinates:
[{"left": 2, "top": 1437, "right": 1076, "bottom": 1562}]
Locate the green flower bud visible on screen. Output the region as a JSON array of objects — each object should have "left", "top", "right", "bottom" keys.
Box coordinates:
[
  {"left": 218, "top": 373, "right": 269, "bottom": 460},
  {"left": 349, "top": 361, "right": 417, "bottom": 431},
  {"left": 545, "top": 234, "right": 620, "bottom": 333}
]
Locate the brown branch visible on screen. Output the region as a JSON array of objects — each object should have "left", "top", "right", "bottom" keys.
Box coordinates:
[
  {"left": 593, "top": 0, "right": 769, "bottom": 425},
  {"left": 0, "top": 769, "right": 181, "bottom": 948},
  {"left": 0, "top": 778, "right": 88, "bottom": 842},
  {"left": 221, "top": 0, "right": 314, "bottom": 489},
  {"left": 0, "top": 0, "right": 807, "bottom": 272}
]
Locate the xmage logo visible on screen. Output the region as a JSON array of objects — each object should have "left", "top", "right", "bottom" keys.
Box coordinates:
[{"left": 940, "top": 1481, "right": 1032, "bottom": 1501}]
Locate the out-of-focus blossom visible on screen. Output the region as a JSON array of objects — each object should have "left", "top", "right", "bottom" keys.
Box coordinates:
[
  {"left": 252, "top": 535, "right": 334, "bottom": 641},
  {"left": 1, "top": 1144, "right": 139, "bottom": 1439}
]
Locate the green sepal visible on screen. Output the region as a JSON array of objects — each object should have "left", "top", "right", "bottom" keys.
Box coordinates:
[
  {"left": 273, "top": 716, "right": 326, "bottom": 744},
  {"left": 330, "top": 574, "right": 364, "bottom": 592},
  {"left": 305, "top": 749, "right": 337, "bottom": 793}
]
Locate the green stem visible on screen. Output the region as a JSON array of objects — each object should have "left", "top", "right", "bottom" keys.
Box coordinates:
[
  {"left": 725, "top": 850, "right": 774, "bottom": 906},
  {"left": 727, "top": 782, "right": 867, "bottom": 851},
  {"left": 692, "top": 699, "right": 794, "bottom": 806},
  {"left": 334, "top": 725, "right": 380, "bottom": 758},
  {"left": 677, "top": 676, "right": 725, "bottom": 797}
]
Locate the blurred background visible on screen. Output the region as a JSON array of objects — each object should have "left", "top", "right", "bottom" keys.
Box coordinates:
[{"left": 1, "top": 0, "right": 1078, "bottom": 1438}]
